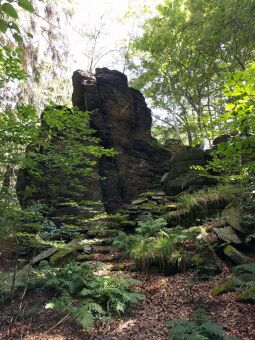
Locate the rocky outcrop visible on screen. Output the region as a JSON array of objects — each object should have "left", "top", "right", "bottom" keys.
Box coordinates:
[
  {"left": 17, "top": 68, "right": 213, "bottom": 215},
  {"left": 72, "top": 68, "right": 171, "bottom": 212},
  {"left": 161, "top": 148, "right": 217, "bottom": 195}
]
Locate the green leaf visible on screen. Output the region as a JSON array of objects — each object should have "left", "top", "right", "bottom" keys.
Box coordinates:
[
  {"left": 18, "top": 0, "right": 34, "bottom": 13},
  {"left": 13, "top": 33, "right": 23, "bottom": 43},
  {"left": 225, "top": 103, "right": 235, "bottom": 111},
  {"left": 1, "top": 3, "right": 19, "bottom": 19},
  {"left": 9, "top": 21, "right": 20, "bottom": 32},
  {"left": 0, "top": 18, "right": 8, "bottom": 33}
]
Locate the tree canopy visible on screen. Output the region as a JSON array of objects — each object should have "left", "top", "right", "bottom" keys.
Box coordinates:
[{"left": 129, "top": 0, "right": 255, "bottom": 145}]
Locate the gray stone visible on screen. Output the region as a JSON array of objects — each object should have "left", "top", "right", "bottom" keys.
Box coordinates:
[
  {"left": 223, "top": 245, "right": 249, "bottom": 265},
  {"left": 213, "top": 226, "right": 242, "bottom": 244},
  {"left": 222, "top": 202, "right": 242, "bottom": 233},
  {"left": 32, "top": 247, "right": 57, "bottom": 264},
  {"left": 83, "top": 245, "right": 92, "bottom": 254},
  {"left": 131, "top": 197, "right": 148, "bottom": 205}
]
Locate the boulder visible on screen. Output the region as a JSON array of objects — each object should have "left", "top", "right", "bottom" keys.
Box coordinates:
[
  {"left": 223, "top": 245, "right": 250, "bottom": 265},
  {"left": 222, "top": 200, "right": 255, "bottom": 235},
  {"left": 163, "top": 171, "right": 217, "bottom": 195},
  {"left": 222, "top": 202, "right": 242, "bottom": 232},
  {"left": 213, "top": 226, "right": 242, "bottom": 244},
  {"left": 162, "top": 148, "right": 217, "bottom": 195},
  {"left": 72, "top": 68, "right": 173, "bottom": 213}
]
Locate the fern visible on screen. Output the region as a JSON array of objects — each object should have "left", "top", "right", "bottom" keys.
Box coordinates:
[
  {"left": 136, "top": 216, "right": 168, "bottom": 236},
  {"left": 32, "top": 262, "right": 144, "bottom": 329},
  {"left": 113, "top": 219, "right": 201, "bottom": 273},
  {"left": 167, "top": 309, "right": 238, "bottom": 340}
]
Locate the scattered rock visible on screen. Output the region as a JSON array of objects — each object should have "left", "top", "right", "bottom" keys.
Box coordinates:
[
  {"left": 77, "top": 254, "right": 94, "bottom": 261},
  {"left": 222, "top": 202, "right": 242, "bottom": 233},
  {"left": 223, "top": 245, "right": 250, "bottom": 265},
  {"left": 50, "top": 239, "right": 84, "bottom": 265},
  {"left": 212, "top": 278, "right": 236, "bottom": 295},
  {"left": 83, "top": 245, "right": 92, "bottom": 254},
  {"left": 32, "top": 247, "right": 58, "bottom": 265},
  {"left": 131, "top": 197, "right": 148, "bottom": 205},
  {"left": 213, "top": 226, "right": 242, "bottom": 244}
]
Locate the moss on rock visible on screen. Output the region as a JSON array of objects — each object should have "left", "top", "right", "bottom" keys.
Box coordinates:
[
  {"left": 223, "top": 245, "right": 249, "bottom": 265},
  {"left": 77, "top": 254, "right": 94, "bottom": 261},
  {"left": 212, "top": 278, "right": 236, "bottom": 295},
  {"left": 235, "top": 286, "right": 255, "bottom": 302},
  {"left": 120, "top": 220, "right": 137, "bottom": 228}
]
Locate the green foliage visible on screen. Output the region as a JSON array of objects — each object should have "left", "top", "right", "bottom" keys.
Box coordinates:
[
  {"left": 152, "top": 124, "right": 176, "bottom": 144},
  {"left": 128, "top": 0, "right": 255, "bottom": 145},
  {"left": 0, "top": 198, "right": 53, "bottom": 239},
  {"left": 212, "top": 262, "right": 255, "bottom": 302},
  {"left": 30, "top": 262, "right": 144, "bottom": 328},
  {"left": 18, "top": 0, "right": 35, "bottom": 13},
  {"left": 0, "top": 105, "right": 39, "bottom": 176},
  {"left": 176, "top": 184, "right": 242, "bottom": 213},
  {"left": 0, "top": 0, "right": 35, "bottom": 86},
  {"left": 26, "top": 106, "right": 114, "bottom": 176},
  {"left": 136, "top": 216, "right": 168, "bottom": 236},
  {"left": 207, "top": 63, "right": 255, "bottom": 183},
  {"left": 167, "top": 309, "right": 237, "bottom": 340},
  {"left": 113, "top": 215, "right": 201, "bottom": 273},
  {"left": 112, "top": 231, "right": 141, "bottom": 257}
]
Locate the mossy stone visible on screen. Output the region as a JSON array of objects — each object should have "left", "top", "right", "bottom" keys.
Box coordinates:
[
  {"left": 166, "top": 204, "right": 177, "bottom": 211},
  {"left": 50, "top": 246, "right": 78, "bottom": 265},
  {"left": 109, "top": 264, "right": 128, "bottom": 271},
  {"left": 223, "top": 245, "right": 249, "bottom": 265},
  {"left": 235, "top": 286, "right": 255, "bottom": 302},
  {"left": 212, "top": 278, "right": 236, "bottom": 295},
  {"left": 213, "top": 226, "right": 242, "bottom": 244},
  {"left": 131, "top": 197, "right": 148, "bottom": 205},
  {"left": 139, "top": 192, "right": 155, "bottom": 198},
  {"left": 192, "top": 253, "right": 204, "bottom": 266},
  {"left": 97, "top": 229, "right": 120, "bottom": 238},
  {"left": 49, "top": 239, "right": 84, "bottom": 265},
  {"left": 120, "top": 220, "right": 137, "bottom": 228},
  {"left": 77, "top": 254, "right": 94, "bottom": 261}
]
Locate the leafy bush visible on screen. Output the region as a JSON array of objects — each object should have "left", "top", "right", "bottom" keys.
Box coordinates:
[
  {"left": 30, "top": 262, "right": 144, "bottom": 328},
  {"left": 167, "top": 309, "right": 237, "bottom": 340}
]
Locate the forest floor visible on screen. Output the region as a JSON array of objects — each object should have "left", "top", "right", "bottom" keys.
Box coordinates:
[{"left": 1, "top": 259, "right": 255, "bottom": 340}]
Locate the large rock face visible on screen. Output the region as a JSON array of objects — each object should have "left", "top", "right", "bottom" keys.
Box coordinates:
[
  {"left": 17, "top": 68, "right": 212, "bottom": 215},
  {"left": 72, "top": 68, "right": 171, "bottom": 212}
]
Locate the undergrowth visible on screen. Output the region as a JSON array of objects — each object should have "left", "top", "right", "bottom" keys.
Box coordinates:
[
  {"left": 176, "top": 184, "right": 242, "bottom": 213},
  {"left": 212, "top": 262, "right": 255, "bottom": 302},
  {"left": 28, "top": 261, "right": 144, "bottom": 328},
  {"left": 167, "top": 309, "right": 238, "bottom": 340},
  {"left": 113, "top": 216, "right": 202, "bottom": 273}
]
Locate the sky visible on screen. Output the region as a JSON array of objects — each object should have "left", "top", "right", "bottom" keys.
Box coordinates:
[{"left": 70, "top": 0, "right": 162, "bottom": 73}]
